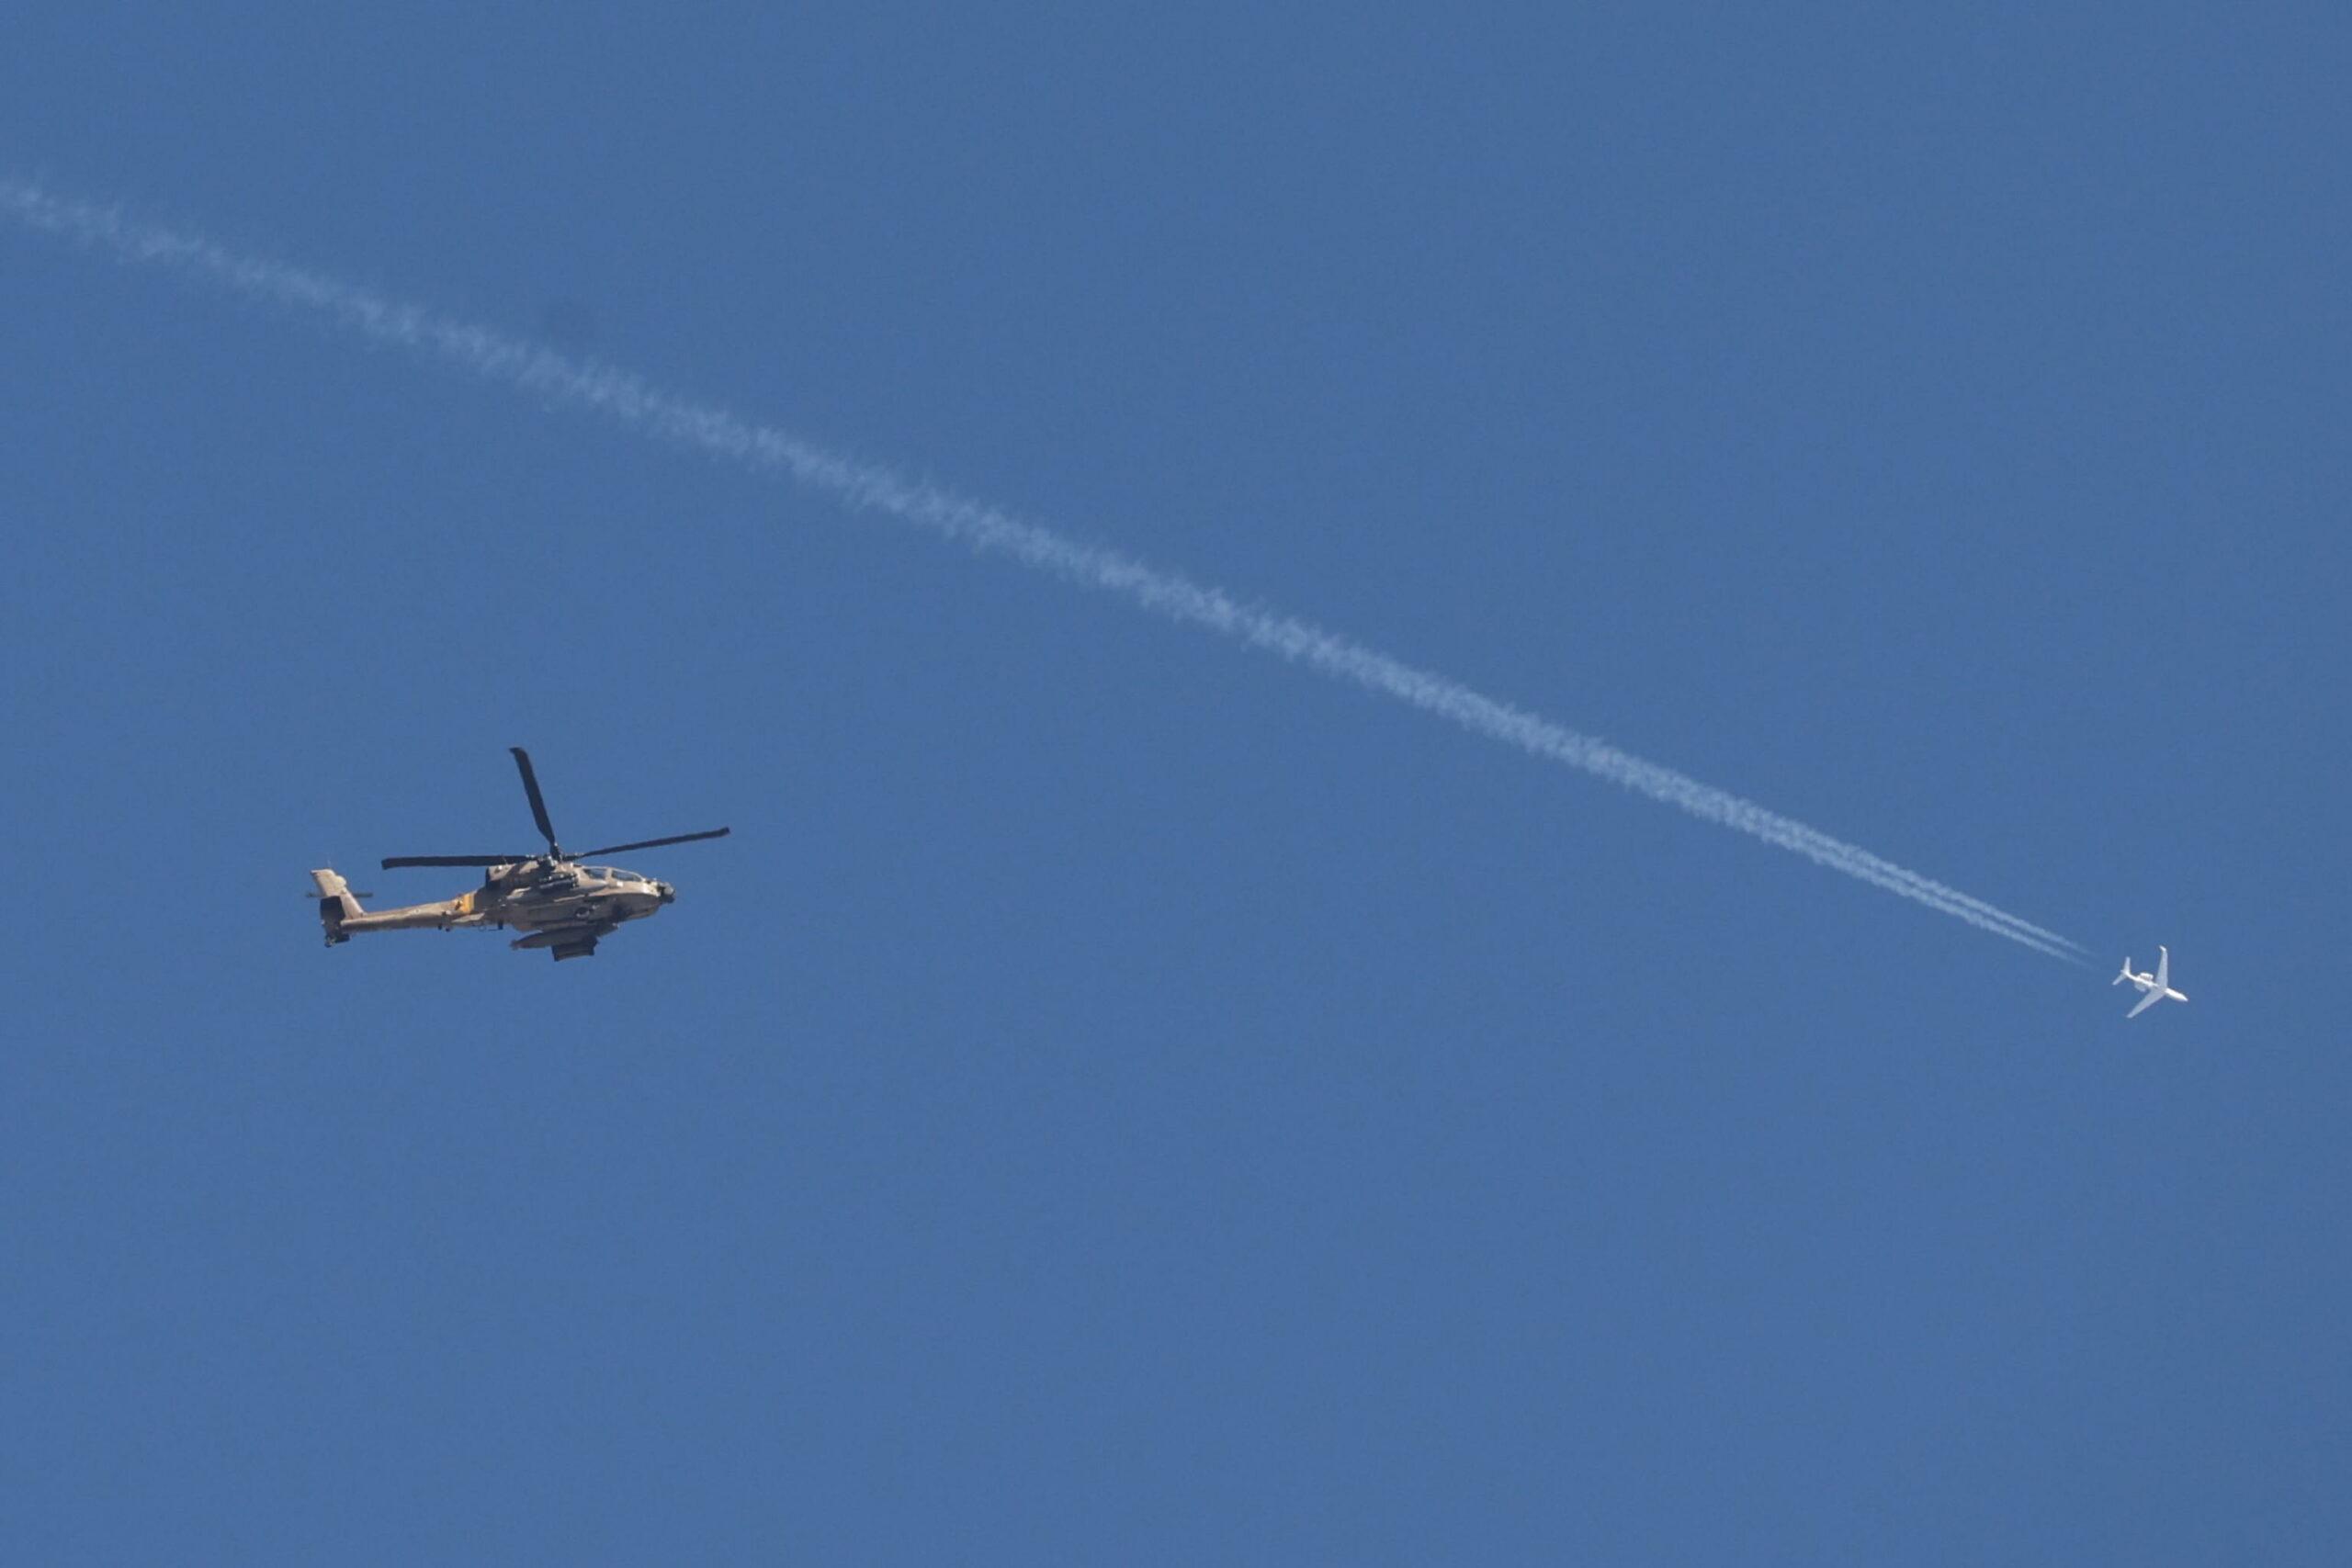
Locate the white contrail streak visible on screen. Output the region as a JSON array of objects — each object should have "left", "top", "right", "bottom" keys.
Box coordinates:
[{"left": 1, "top": 178, "right": 2086, "bottom": 961}]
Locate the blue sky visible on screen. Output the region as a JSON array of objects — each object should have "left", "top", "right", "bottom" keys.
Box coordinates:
[{"left": 4, "top": 4, "right": 2346, "bottom": 1561}]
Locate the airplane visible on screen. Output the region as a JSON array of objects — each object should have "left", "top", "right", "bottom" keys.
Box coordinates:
[
  {"left": 311, "top": 747, "right": 729, "bottom": 962},
  {"left": 2113, "top": 945, "right": 2189, "bottom": 1019}
]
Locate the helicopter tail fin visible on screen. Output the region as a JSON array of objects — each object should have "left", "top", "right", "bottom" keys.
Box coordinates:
[{"left": 310, "top": 868, "right": 363, "bottom": 946}]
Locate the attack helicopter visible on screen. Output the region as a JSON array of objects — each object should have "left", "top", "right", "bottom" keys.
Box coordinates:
[{"left": 311, "top": 747, "right": 729, "bottom": 962}]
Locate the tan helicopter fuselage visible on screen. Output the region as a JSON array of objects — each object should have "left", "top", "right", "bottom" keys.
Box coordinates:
[
  {"left": 315, "top": 745, "right": 723, "bottom": 962},
  {"left": 311, "top": 862, "right": 674, "bottom": 958}
]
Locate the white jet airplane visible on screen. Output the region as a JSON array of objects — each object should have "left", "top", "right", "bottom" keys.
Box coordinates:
[{"left": 2114, "top": 946, "right": 2189, "bottom": 1019}]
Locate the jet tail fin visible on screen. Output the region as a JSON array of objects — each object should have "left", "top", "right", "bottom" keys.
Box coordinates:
[
  {"left": 2113, "top": 956, "right": 2131, "bottom": 986},
  {"left": 311, "top": 868, "right": 362, "bottom": 945}
]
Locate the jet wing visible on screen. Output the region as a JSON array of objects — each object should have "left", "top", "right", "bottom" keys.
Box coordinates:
[
  {"left": 2154, "top": 946, "right": 2169, "bottom": 989},
  {"left": 2127, "top": 987, "right": 2165, "bottom": 1019}
]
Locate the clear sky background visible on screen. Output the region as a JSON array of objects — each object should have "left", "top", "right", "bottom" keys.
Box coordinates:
[{"left": 3, "top": 4, "right": 2346, "bottom": 1562}]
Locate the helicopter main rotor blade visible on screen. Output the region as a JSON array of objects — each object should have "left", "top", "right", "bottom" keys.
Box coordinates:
[
  {"left": 381, "top": 854, "right": 533, "bottom": 869},
  {"left": 574, "top": 828, "right": 732, "bottom": 858},
  {"left": 510, "top": 747, "right": 560, "bottom": 852}
]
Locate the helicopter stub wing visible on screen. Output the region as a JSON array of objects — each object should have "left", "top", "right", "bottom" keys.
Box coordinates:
[{"left": 511, "top": 919, "right": 621, "bottom": 961}]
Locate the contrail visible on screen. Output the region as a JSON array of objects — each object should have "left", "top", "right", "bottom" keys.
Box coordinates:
[{"left": 1, "top": 178, "right": 2087, "bottom": 961}]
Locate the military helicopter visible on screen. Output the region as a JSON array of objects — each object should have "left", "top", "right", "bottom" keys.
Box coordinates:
[{"left": 311, "top": 747, "right": 729, "bottom": 962}]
